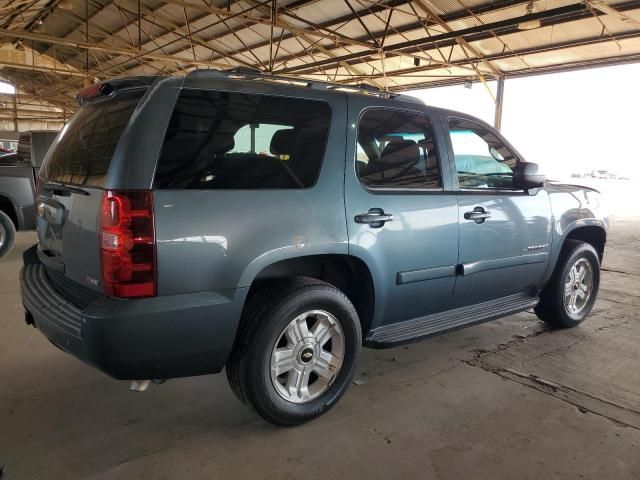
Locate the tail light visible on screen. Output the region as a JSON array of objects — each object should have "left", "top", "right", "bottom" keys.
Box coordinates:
[{"left": 100, "top": 190, "right": 156, "bottom": 298}]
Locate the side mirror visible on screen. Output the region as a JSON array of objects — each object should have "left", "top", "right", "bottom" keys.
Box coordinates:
[{"left": 513, "top": 162, "right": 545, "bottom": 190}]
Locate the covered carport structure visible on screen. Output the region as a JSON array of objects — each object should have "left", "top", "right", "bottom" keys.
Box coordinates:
[{"left": 0, "top": 0, "right": 639, "bottom": 130}]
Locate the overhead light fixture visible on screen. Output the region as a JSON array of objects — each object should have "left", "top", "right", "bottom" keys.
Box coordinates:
[
  {"left": 58, "top": 0, "right": 73, "bottom": 11},
  {"left": 518, "top": 2, "right": 542, "bottom": 30},
  {"left": 14, "top": 41, "right": 25, "bottom": 52},
  {"left": 464, "top": 79, "right": 473, "bottom": 89}
]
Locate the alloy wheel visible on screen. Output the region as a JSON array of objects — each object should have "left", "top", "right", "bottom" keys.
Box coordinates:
[
  {"left": 563, "top": 257, "right": 593, "bottom": 315},
  {"left": 270, "top": 310, "right": 345, "bottom": 404}
]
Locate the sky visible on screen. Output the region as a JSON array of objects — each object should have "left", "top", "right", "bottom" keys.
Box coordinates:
[
  {"left": 0, "top": 81, "right": 16, "bottom": 94},
  {"left": 410, "top": 63, "right": 640, "bottom": 181}
]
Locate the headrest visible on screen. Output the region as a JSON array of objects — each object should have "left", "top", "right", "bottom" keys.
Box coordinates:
[
  {"left": 211, "top": 133, "right": 234, "bottom": 154},
  {"left": 270, "top": 128, "right": 296, "bottom": 156},
  {"left": 379, "top": 139, "right": 419, "bottom": 167}
]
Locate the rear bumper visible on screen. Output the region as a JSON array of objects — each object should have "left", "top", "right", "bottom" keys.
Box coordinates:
[{"left": 21, "top": 247, "right": 248, "bottom": 380}]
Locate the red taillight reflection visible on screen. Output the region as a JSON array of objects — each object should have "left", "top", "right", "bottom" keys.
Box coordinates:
[{"left": 100, "top": 190, "right": 156, "bottom": 298}]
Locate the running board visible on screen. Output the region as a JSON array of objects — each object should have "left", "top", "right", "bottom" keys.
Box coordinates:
[{"left": 365, "top": 293, "right": 539, "bottom": 347}]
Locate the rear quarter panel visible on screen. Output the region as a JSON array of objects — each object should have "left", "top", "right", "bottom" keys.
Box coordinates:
[{"left": 153, "top": 86, "right": 349, "bottom": 295}]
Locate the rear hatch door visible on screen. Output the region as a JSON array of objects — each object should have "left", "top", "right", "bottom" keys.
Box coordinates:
[{"left": 36, "top": 88, "right": 146, "bottom": 295}]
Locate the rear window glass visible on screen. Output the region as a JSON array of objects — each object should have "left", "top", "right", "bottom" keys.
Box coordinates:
[
  {"left": 154, "top": 90, "right": 331, "bottom": 189},
  {"left": 40, "top": 90, "right": 144, "bottom": 187}
]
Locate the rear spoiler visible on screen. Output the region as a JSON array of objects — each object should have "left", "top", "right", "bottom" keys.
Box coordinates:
[{"left": 75, "top": 76, "right": 161, "bottom": 106}]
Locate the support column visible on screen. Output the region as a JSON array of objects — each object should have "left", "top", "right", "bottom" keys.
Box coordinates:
[
  {"left": 12, "top": 93, "right": 18, "bottom": 132},
  {"left": 494, "top": 76, "right": 505, "bottom": 131}
]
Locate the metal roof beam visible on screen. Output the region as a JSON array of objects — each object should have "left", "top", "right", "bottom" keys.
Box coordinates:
[
  {"left": 73, "top": 0, "right": 324, "bottom": 77},
  {"left": 209, "top": 0, "right": 528, "bottom": 67},
  {"left": 278, "top": 2, "right": 589, "bottom": 73},
  {"left": 279, "top": 1, "right": 640, "bottom": 74},
  {"left": 337, "top": 29, "right": 640, "bottom": 86},
  {"left": 585, "top": 0, "right": 640, "bottom": 27},
  {"left": 394, "top": 52, "right": 640, "bottom": 90},
  {"left": 159, "top": 0, "right": 374, "bottom": 48},
  {"left": 0, "top": 27, "right": 233, "bottom": 69}
]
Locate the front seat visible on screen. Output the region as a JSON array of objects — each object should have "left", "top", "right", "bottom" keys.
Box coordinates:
[{"left": 361, "top": 139, "right": 423, "bottom": 186}]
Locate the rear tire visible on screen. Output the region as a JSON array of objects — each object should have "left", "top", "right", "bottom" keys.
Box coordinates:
[
  {"left": 535, "top": 240, "right": 600, "bottom": 328},
  {"left": 0, "top": 210, "right": 16, "bottom": 260},
  {"left": 226, "top": 277, "right": 361, "bottom": 426}
]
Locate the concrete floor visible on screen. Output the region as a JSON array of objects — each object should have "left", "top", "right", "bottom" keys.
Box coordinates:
[{"left": 1, "top": 218, "right": 639, "bottom": 479}]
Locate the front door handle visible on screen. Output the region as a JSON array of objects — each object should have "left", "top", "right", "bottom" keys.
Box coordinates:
[
  {"left": 355, "top": 208, "right": 393, "bottom": 228},
  {"left": 464, "top": 206, "right": 491, "bottom": 224}
]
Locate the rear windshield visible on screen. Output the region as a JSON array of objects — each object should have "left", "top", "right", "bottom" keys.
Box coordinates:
[
  {"left": 154, "top": 90, "right": 331, "bottom": 189},
  {"left": 40, "top": 90, "right": 144, "bottom": 187}
]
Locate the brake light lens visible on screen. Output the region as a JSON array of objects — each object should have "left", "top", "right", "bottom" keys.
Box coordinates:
[{"left": 100, "top": 190, "right": 156, "bottom": 298}]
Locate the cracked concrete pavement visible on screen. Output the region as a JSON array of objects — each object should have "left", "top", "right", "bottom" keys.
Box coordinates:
[{"left": 1, "top": 217, "right": 639, "bottom": 479}]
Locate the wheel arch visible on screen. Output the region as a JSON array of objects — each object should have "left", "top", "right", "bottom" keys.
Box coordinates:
[
  {"left": 565, "top": 225, "right": 606, "bottom": 261},
  {"left": 542, "top": 219, "right": 607, "bottom": 287},
  {"left": 245, "top": 253, "right": 376, "bottom": 337},
  {"left": 0, "top": 194, "right": 18, "bottom": 228}
]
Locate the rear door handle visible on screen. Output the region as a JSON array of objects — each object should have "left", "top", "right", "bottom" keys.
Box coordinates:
[
  {"left": 355, "top": 208, "right": 393, "bottom": 228},
  {"left": 464, "top": 206, "right": 491, "bottom": 224}
]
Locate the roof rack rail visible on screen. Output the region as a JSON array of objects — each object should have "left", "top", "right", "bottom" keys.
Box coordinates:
[{"left": 186, "top": 68, "right": 420, "bottom": 102}]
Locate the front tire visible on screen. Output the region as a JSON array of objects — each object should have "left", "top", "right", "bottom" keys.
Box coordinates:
[
  {"left": 226, "top": 278, "right": 362, "bottom": 426},
  {"left": 0, "top": 210, "right": 16, "bottom": 260},
  {"left": 535, "top": 240, "right": 600, "bottom": 328}
]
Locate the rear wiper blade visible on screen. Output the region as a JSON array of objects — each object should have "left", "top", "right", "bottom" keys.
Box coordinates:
[{"left": 41, "top": 181, "right": 90, "bottom": 196}]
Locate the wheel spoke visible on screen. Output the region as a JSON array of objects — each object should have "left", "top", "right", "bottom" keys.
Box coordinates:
[
  {"left": 312, "top": 318, "right": 335, "bottom": 347},
  {"left": 577, "top": 266, "right": 586, "bottom": 282},
  {"left": 575, "top": 287, "right": 586, "bottom": 300},
  {"left": 285, "top": 317, "right": 310, "bottom": 344},
  {"left": 314, "top": 350, "right": 341, "bottom": 381},
  {"left": 570, "top": 291, "right": 578, "bottom": 311},
  {"left": 564, "top": 282, "right": 573, "bottom": 298},
  {"left": 286, "top": 368, "right": 311, "bottom": 401},
  {"left": 271, "top": 348, "right": 295, "bottom": 376}
]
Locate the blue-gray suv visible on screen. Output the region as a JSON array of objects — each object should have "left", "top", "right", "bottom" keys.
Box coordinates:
[{"left": 21, "top": 69, "right": 608, "bottom": 425}]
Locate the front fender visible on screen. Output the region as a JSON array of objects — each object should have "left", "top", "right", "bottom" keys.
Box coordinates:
[{"left": 541, "top": 184, "right": 608, "bottom": 285}]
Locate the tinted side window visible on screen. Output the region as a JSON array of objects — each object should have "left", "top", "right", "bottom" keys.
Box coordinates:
[
  {"left": 357, "top": 109, "right": 441, "bottom": 189},
  {"left": 154, "top": 90, "right": 331, "bottom": 189},
  {"left": 448, "top": 118, "right": 518, "bottom": 189}
]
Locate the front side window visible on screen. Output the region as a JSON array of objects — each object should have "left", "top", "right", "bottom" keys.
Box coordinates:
[
  {"left": 357, "top": 109, "right": 442, "bottom": 189},
  {"left": 154, "top": 90, "right": 331, "bottom": 189},
  {"left": 448, "top": 118, "right": 518, "bottom": 189}
]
